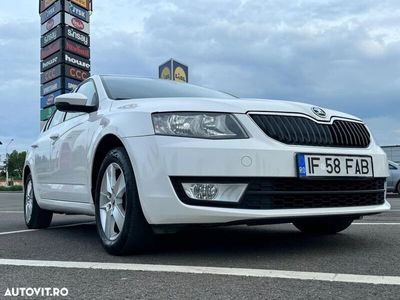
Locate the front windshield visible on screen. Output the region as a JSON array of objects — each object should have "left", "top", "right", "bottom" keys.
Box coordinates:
[{"left": 101, "top": 75, "right": 237, "bottom": 100}]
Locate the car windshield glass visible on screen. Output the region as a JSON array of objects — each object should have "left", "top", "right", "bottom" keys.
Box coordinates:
[{"left": 101, "top": 76, "right": 237, "bottom": 100}]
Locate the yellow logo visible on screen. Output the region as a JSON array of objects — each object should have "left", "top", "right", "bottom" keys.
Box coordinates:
[
  {"left": 71, "top": 0, "right": 89, "bottom": 9},
  {"left": 174, "top": 67, "right": 187, "bottom": 82},
  {"left": 160, "top": 67, "right": 171, "bottom": 80}
]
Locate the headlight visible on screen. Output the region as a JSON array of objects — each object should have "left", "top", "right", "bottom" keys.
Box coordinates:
[{"left": 152, "top": 112, "right": 248, "bottom": 139}]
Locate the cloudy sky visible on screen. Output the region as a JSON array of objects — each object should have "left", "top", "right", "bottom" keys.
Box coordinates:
[{"left": 0, "top": 0, "right": 400, "bottom": 157}]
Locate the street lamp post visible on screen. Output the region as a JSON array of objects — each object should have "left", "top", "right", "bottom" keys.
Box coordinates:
[{"left": 5, "top": 139, "right": 14, "bottom": 186}]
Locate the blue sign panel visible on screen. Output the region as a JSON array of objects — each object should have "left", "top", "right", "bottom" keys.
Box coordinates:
[
  {"left": 41, "top": 77, "right": 62, "bottom": 96},
  {"left": 41, "top": 90, "right": 63, "bottom": 108},
  {"left": 65, "top": 0, "right": 90, "bottom": 22},
  {"left": 65, "top": 77, "right": 81, "bottom": 91},
  {"left": 40, "top": 0, "right": 62, "bottom": 24}
]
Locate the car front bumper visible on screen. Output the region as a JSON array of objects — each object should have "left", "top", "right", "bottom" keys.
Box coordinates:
[{"left": 122, "top": 120, "right": 390, "bottom": 225}]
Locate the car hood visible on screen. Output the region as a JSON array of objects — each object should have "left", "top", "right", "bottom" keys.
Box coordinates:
[{"left": 111, "top": 97, "right": 361, "bottom": 122}]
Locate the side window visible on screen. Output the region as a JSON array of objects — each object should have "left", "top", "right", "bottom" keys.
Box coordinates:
[
  {"left": 65, "top": 112, "right": 84, "bottom": 121},
  {"left": 389, "top": 164, "right": 396, "bottom": 170},
  {"left": 76, "top": 80, "right": 98, "bottom": 106},
  {"left": 48, "top": 110, "right": 65, "bottom": 129}
]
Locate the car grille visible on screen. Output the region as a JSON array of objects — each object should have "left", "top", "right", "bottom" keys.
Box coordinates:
[
  {"left": 250, "top": 114, "right": 371, "bottom": 148},
  {"left": 171, "top": 177, "right": 385, "bottom": 210}
]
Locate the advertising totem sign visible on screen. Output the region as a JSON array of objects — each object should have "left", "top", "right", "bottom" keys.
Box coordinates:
[
  {"left": 39, "top": 0, "right": 92, "bottom": 121},
  {"left": 159, "top": 59, "right": 189, "bottom": 83}
]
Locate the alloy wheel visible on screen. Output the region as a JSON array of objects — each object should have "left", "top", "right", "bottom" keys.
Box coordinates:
[
  {"left": 99, "top": 163, "right": 127, "bottom": 240},
  {"left": 25, "top": 180, "right": 33, "bottom": 223}
]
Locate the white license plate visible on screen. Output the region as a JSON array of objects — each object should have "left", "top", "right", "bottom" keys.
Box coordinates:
[{"left": 297, "top": 154, "right": 373, "bottom": 178}]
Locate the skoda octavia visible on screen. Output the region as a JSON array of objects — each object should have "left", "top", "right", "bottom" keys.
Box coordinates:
[{"left": 24, "top": 75, "right": 390, "bottom": 255}]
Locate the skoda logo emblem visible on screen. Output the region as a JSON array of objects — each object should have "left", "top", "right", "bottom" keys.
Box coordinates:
[{"left": 311, "top": 107, "right": 326, "bottom": 118}]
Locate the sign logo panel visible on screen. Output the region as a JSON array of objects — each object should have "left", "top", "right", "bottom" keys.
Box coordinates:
[
  {"left": 41, "top": 77, "right": 62, "bottom": 95},
  {"left": 41, "top": 39, "right": 62, "bottom": 59},
  {"left": 41, "top": 90, "right": 62, "bottom": 108},
  {"left": 65, "top": 65, "right": 89, "bottom": 81},
  {"left": 64, "top": 26, "right": 90, "bottom": 46},
  {"left": 41, "top": 51, "right": 62, "bottom": 72},
  {"left": 41, "top": 12, "right": 61, "bottom": 35},
  {"left": 40, "top": 0, "right": 62, "bottom": 24},
  {"left": 41, "top": 64, "right": 62, "bottom": 84},
  {"left": 40, "top": 0, "right": 57, "bottom": 13},
  {"left": 40, "top": 105, "right": 57, "bottom": 121},
  {"left": 41, "top": 25, "right": 62, "bottom": 47},
  {"left": 70, "top": 0, "right": 90, "bottom": 10},
  {"left": 159, "top": 59, "right": 189, "bottom": 83},
  {"left": 65, "top": 0, "right": 90, "bottom": 22},
  {"left": 65, "top": 77, "right": 81, "bottom": 91},
  {"left": 65, "top": 39, "right": 90, "bottom": 58},
  {"left": 64, "top": 52, "right": 91, "bottom": 71},
  {"left": 173, "top": 61, "right": 189, "bottom": 83},
  {"left": 65, "top": 12, "right": 90, "bottom": 34}
]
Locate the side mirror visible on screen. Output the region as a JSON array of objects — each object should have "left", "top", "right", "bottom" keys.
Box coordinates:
[{"left": 55, "top": 93, "right": 97, "bottom": 113}]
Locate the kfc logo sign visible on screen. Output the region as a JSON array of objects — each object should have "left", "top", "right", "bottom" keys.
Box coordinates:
[
  {"left": 41, "top": 12, "right": 61, "bottom": 35},
  {"left": 65, "top": 40, "right": 90, "bottom": 58},
  {"left": 65, "top": 65, "right": 89, "bottom": 81},
  {"left": 72, "top": 18, "right": 84, "bottom": 31},
  {"left": 65, "top": 13, "right": 90, "bottom": 34}
]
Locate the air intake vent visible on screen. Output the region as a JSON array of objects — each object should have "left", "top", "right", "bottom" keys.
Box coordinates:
[{"left": 250, "top": 114, "right": 370, "bottom": 148}]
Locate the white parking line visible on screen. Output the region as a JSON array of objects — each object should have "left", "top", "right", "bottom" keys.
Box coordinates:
[
  {"left": 0, "top": 211, "right": 23, "bottom": 214},
  {"left": 0, "top": 222, "right": 95, "bottom": 236},
  {"left": 353, "top": 222, "right": 400, "bottom": 225},
  {"left": 0, "top": 259, "right": 398, "bottom": 286}
]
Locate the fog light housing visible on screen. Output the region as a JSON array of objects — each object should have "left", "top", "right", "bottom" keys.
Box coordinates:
[{"left": 182, "top": 183, "right": 247, "bottom": 202}]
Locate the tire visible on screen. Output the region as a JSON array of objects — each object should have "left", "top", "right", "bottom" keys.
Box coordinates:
[
  {"left": 24, "top": 174, "right": 53, "bottom": 229},
  {"left": 293, "top": 217, "right": 353, "bottom": 235},
  {"left": 94, "top": 147, "right": 154, "bottom": 255},
  {"left": 396, "top": 182, "right": 400, "bottom": 195}
]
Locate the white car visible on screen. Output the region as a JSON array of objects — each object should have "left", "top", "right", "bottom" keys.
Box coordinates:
[{"left": 24, "top": 75, "right": 390, "bottom": 255}]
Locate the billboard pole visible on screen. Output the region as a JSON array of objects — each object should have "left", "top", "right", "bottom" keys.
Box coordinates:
[{"left": 39, "top": 0, "right": 93, "bottom": 125}]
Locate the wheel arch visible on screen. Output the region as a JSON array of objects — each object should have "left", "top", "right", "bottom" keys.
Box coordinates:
[
  {"left": 23, "top": 165, "right": 31, "bottom": 185},
  {"left": 90, "top": 134, "right": 126, "bottom": 202}
]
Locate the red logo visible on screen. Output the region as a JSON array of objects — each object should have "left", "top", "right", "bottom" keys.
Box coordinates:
[
  {"left": 47, "top": 94, "right": 55, "bottom": 105},
  {"left": 46, "top": 19, "right": 55, "bottom": 31},
  {"left": 65, "top": 40, "right": 90, "bottom": 58},
  {"left": 68, "top": 67, "right": 88, "bottom": 81},
  {"left": 71, "top": 18, "right": 84, "bottom": 31}
]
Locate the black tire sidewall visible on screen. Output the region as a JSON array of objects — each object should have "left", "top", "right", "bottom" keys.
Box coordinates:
[
  {"left": 24, "top": 174, "right": 52, "bottom": 229},
  {"left": 94, "top": 147, "right": 152, "bottom": 254}
]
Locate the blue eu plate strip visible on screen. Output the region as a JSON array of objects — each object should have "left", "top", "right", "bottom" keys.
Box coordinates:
[{"left": 297, "top": 154, "right": 307, "bottom": 177}]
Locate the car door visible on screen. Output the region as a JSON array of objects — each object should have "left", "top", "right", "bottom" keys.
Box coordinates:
[
  {"left": 388, "top": 163, "right": 396, "bottom": 190},
  {"left": 47, "top": 79, "right": 98, "bottom": 203},
  {"left": 33, "top": 110, "right": 66, "bottom": 200}
]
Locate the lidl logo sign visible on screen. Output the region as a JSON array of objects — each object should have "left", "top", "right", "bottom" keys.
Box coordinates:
[{"left": 159, "top": 59, "right": 188, "bottom": 83}]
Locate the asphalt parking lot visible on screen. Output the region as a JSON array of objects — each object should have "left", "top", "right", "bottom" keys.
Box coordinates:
[{"left": 0, "top": 192, "right": 399, "bottom": 299}]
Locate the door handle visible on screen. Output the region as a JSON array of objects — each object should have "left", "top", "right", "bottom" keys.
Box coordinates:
[
  {"left": 31, "top": 144, "right": 38, "bottom": 149},
  {"left": 50, "top": 134, "right": 60, "bottom": 141}
]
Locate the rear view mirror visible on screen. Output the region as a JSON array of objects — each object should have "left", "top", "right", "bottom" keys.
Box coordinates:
[{"left": 55, "top": 93, "right": 97, "bottom": 113}]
